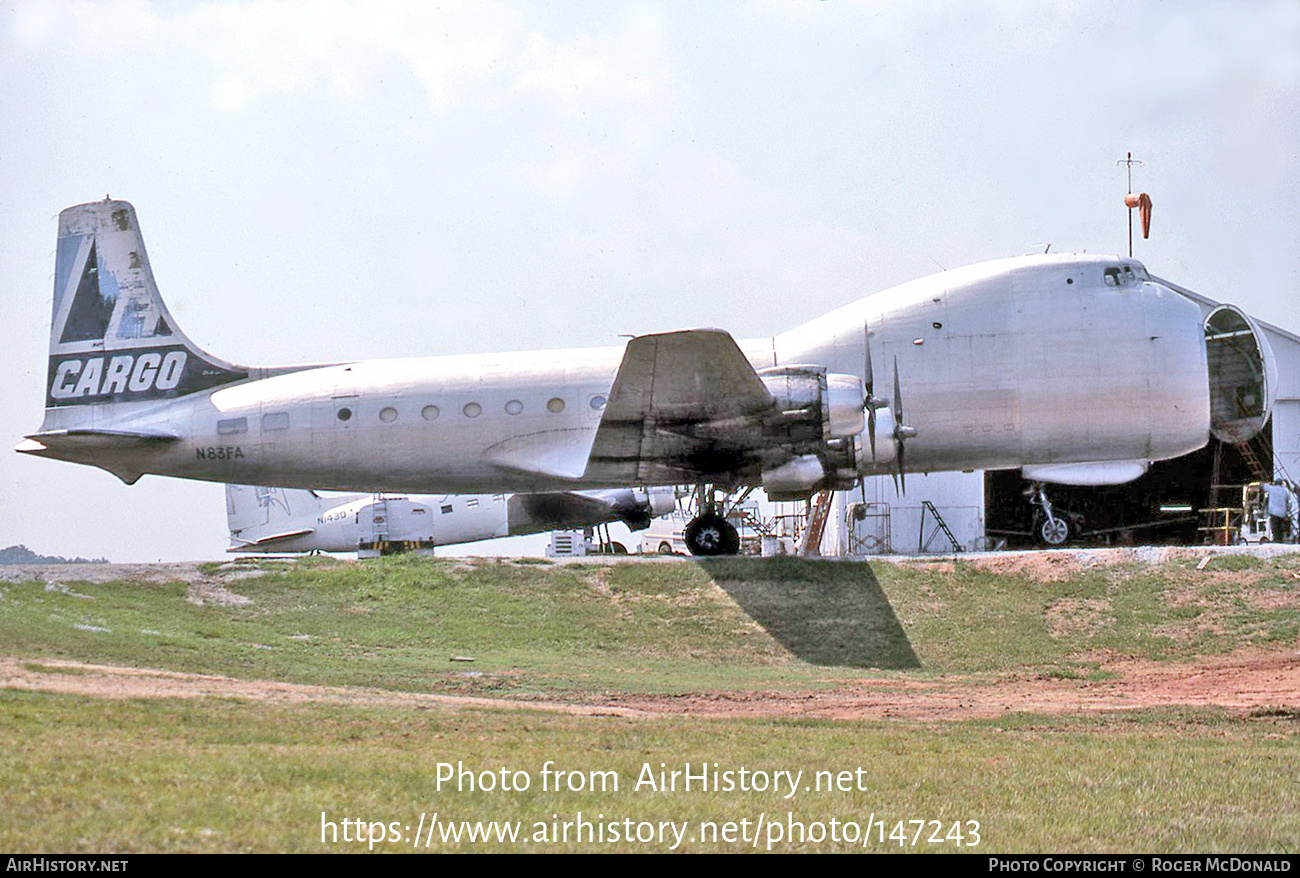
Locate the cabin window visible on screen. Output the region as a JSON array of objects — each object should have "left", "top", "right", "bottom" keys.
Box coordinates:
[
  {"left": 262, "top": 412, "right": 289, "bottom": 431},
  {"left": 421, "top": 405, "right": 440, "bottom": 421},
  {"left": 462, "top": 402, "right": 482, "bottom": 418},
  {"left": 337, "top": 407, "right": 353, "bottom": 422},
  {"left": 441, "top": 504, "right": 453, "bottom": 514},
  {"left": 217, "top": 417, "right": 247, "bottom": 435},
  {"left": 505, "top": 400, "right": 523, "bottom": 415},
  {"left": 466, "top": 498, "right": 479, "bottom": 508},
  {"left": 379, "top": 406, "right": 398, "bottom": 423},
  {"left": 547, "top": 397, "right": 565, "bottom": 413},
  {"left": 590, "top": 395, "right": 607, "bottom": 410}
]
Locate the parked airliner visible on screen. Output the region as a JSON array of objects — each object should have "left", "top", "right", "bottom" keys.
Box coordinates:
[{"left": 18, "top": 199, "right": 1275, "bottom": 554}]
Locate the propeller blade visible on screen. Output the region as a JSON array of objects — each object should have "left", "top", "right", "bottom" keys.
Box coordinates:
[
  {"left": 864, "top": 324, "right": 876, "bottom": 461},
  {"left": 893, "top": 355, "right": 907, "bottom": 494},
  {"left": 893, "top": 355, "right": 903, "bottom": 426},
  {"left": 864, "top": 324, "right": 874, "bottom": 399}
]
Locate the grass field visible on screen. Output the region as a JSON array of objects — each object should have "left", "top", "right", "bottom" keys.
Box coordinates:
[{"left": 0, "top": 552, "right": 1297, "bottom": 852}]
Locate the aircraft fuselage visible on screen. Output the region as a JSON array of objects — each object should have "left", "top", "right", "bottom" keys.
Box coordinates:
[{"left": 30, "top": 254, "right": 1211, "bottom": 492}]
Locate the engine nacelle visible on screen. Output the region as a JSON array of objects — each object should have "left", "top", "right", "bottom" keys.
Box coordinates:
[
  {"left": 759, "top": 365, "right": 865, "bottom": 442},
  {"left": 762, "top": 454, "right": 826, "bottom": 501}
]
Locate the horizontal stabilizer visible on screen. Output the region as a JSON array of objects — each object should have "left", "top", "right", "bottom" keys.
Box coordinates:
[
  {"left": 18, "top": 428, "right": 179, "bottom": 452},
  {"left": 228, "top": 527, "right": 316, "bottom": 548}
]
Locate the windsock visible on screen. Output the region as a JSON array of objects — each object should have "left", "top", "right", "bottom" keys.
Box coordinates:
[{"left": 1124, "top": 192, "right": 1153, "bottom": 238}]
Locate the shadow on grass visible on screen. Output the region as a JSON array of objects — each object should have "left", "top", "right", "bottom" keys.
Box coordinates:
[{"left": 696, "top": 557, "right": 921, "bottom": 669}]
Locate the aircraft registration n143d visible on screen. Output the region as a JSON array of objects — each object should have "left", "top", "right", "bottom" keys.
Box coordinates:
[
  {"left": 226, "top": 484, "right": 675, "bottom": 556},
  {"left": 17, "top": 199, "right": 1276, "bottom": 555}
]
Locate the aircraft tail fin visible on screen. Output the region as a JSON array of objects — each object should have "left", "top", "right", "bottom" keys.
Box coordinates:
[
  {"left": 44, "top": 199, "right": 250, "bottom": 411},
  {"left": 226, "top": 484, "right": 326, "bottom": 549}
]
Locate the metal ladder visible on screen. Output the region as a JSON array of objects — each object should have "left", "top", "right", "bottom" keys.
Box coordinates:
[
  {"left": 1234, "top": 440, "right": 1271, "bottom": 482},
  {"left": 371, "top": 494, "right": 390, "bottom": 543},
  {"left": 800, "top": 490, "right": 835, "bottom": 556},
  {"left": 919, "top": 500, "right": 963, "bottom": 553}
]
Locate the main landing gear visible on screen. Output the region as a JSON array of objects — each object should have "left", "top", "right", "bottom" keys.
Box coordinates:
[
  {"left": 684, "top": 509, "right": 741, "bottom": 556},
  {"left": 683, "top": 485, "right": 744, "bottom": 556}
]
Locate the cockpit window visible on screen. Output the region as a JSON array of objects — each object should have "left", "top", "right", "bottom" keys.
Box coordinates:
[{"left": 1103, "top": 264, "right": 1150, "bottom": 287}]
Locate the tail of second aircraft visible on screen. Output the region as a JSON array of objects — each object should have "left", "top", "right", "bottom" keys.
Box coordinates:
[
  {"left": 41, "top": 199, "right": 250, "bottom": 412},
  {"left": 226, "top": 484, "right": 333, "bottom": 551}
]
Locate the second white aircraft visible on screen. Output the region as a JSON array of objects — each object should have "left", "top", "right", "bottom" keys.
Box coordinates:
[{"left": 226, "top": 484, "right": 674, "bottom": 556}]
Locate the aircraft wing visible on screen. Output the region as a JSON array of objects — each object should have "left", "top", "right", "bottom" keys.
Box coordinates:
[{"left": 583, "top": 329, "right": 777, "bottom": 484}]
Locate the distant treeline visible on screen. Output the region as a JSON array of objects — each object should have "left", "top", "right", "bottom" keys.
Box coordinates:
[{"left": 0, "top": 545, "right": 109, "bottom": 565}]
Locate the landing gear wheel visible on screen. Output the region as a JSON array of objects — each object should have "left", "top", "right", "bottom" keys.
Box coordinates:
[
  {"left": 658, "top": 541, "right": 675, "bottom": 555},
  {"left": 684, "top": 513, "right": 741, "bottom": 556},
  {"left": 1040, "top": 517, "right": 1070, "bottom": 546}
]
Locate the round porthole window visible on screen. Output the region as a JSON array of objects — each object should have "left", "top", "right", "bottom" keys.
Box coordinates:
[
  {"left": 505, "top": 400, "right": 524, "bottom": 415},
  {"left": 421, "top": 405, "right": 440, "bottom": 421},
  {"left": 463, "top": 402, "right": 482, "bottom": 418},
  {"left": 379, "top": 406, "right": 398, "bottom": 423},
  {"left": 590, "top": 395, "right": 607, "bottom": 410},
  {"left": 337, "top": 407, "right": 352, "bottom": 421},
  {"left": 547, "top": 397, "right": 565, "bottom": 414}
]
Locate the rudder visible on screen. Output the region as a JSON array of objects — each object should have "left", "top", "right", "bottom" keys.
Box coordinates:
[{"left": 46, "top": 199, "right": 248, "bottom": 408}]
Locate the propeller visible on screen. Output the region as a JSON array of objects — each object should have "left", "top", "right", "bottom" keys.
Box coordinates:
[
  {"left": 891, "top": 355, "right": 917, "bottom": 493},
  {"left": 862, "top": 324, "right": 915, "bottom": 490},
  {"left": 862, "top": 324, "right": 888, "bottom": 461}
]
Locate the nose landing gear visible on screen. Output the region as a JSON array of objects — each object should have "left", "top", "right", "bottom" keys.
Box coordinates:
[{"left": 1028, "top": 482, "right": 1072, "bottom": 546}]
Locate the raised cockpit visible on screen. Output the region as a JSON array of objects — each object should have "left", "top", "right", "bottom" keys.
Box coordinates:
[{"left": 1102, "top": 263, "right": 1150, "bottom": 287}]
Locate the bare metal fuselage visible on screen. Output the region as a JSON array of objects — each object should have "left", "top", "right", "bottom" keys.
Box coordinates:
[{"left": 29, "top": 254, "right": 1212, "bottom": 492}]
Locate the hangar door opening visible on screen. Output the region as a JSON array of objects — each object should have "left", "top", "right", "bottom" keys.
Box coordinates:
[{"left": 985, "top": 427, "right": 1273, "bottom": 548}]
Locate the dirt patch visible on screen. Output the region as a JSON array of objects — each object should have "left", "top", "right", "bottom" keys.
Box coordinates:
[
  {"left": 187, "top": 581, "right": 253, "bottom": 607},
  {"left": 0, "top": 562, "right": 260, "bottom": 609},
  {"left": 1045, "top": 598, "right": 1113, "bottom": 638},
  {"left": 5, "top": 646, "right": 1297, "bottom": 724},
  {"left": 964, "top": 553, "right": 1087, "bottom": 582},
  {"left": 0, "top": 657, "right": 641, "bottom": 718},
  {"left": 0, "top": 562, "right": 217, "bottom": 586}
]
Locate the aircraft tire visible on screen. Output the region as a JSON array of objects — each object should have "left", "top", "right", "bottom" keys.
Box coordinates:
[
  {"left": 684, "top": 513, "right": 741, "bottom": 556},
  {"left": 658, "top": 541, "right": 675, "bottom": 555}
]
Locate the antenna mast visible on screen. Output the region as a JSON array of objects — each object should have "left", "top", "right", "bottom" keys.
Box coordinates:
[{"left": 1116, "top": 151, "right": 1144, "bottom": 257}]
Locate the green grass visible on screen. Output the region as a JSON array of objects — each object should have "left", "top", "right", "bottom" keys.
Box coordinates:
[
  {"left": 1, "top": 553, "right": 1297, "bottom": 852},
  {"left": 4, "top": 553, "right": 1299, "bottom": 691},
  {"left": 0, "top": 691, "right": 1295, "bottom": 853}
]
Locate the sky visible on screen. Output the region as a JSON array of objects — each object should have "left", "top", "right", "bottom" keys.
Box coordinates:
[{"left": 2, "top": 0, "right": 1299, "bottom": 561}]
